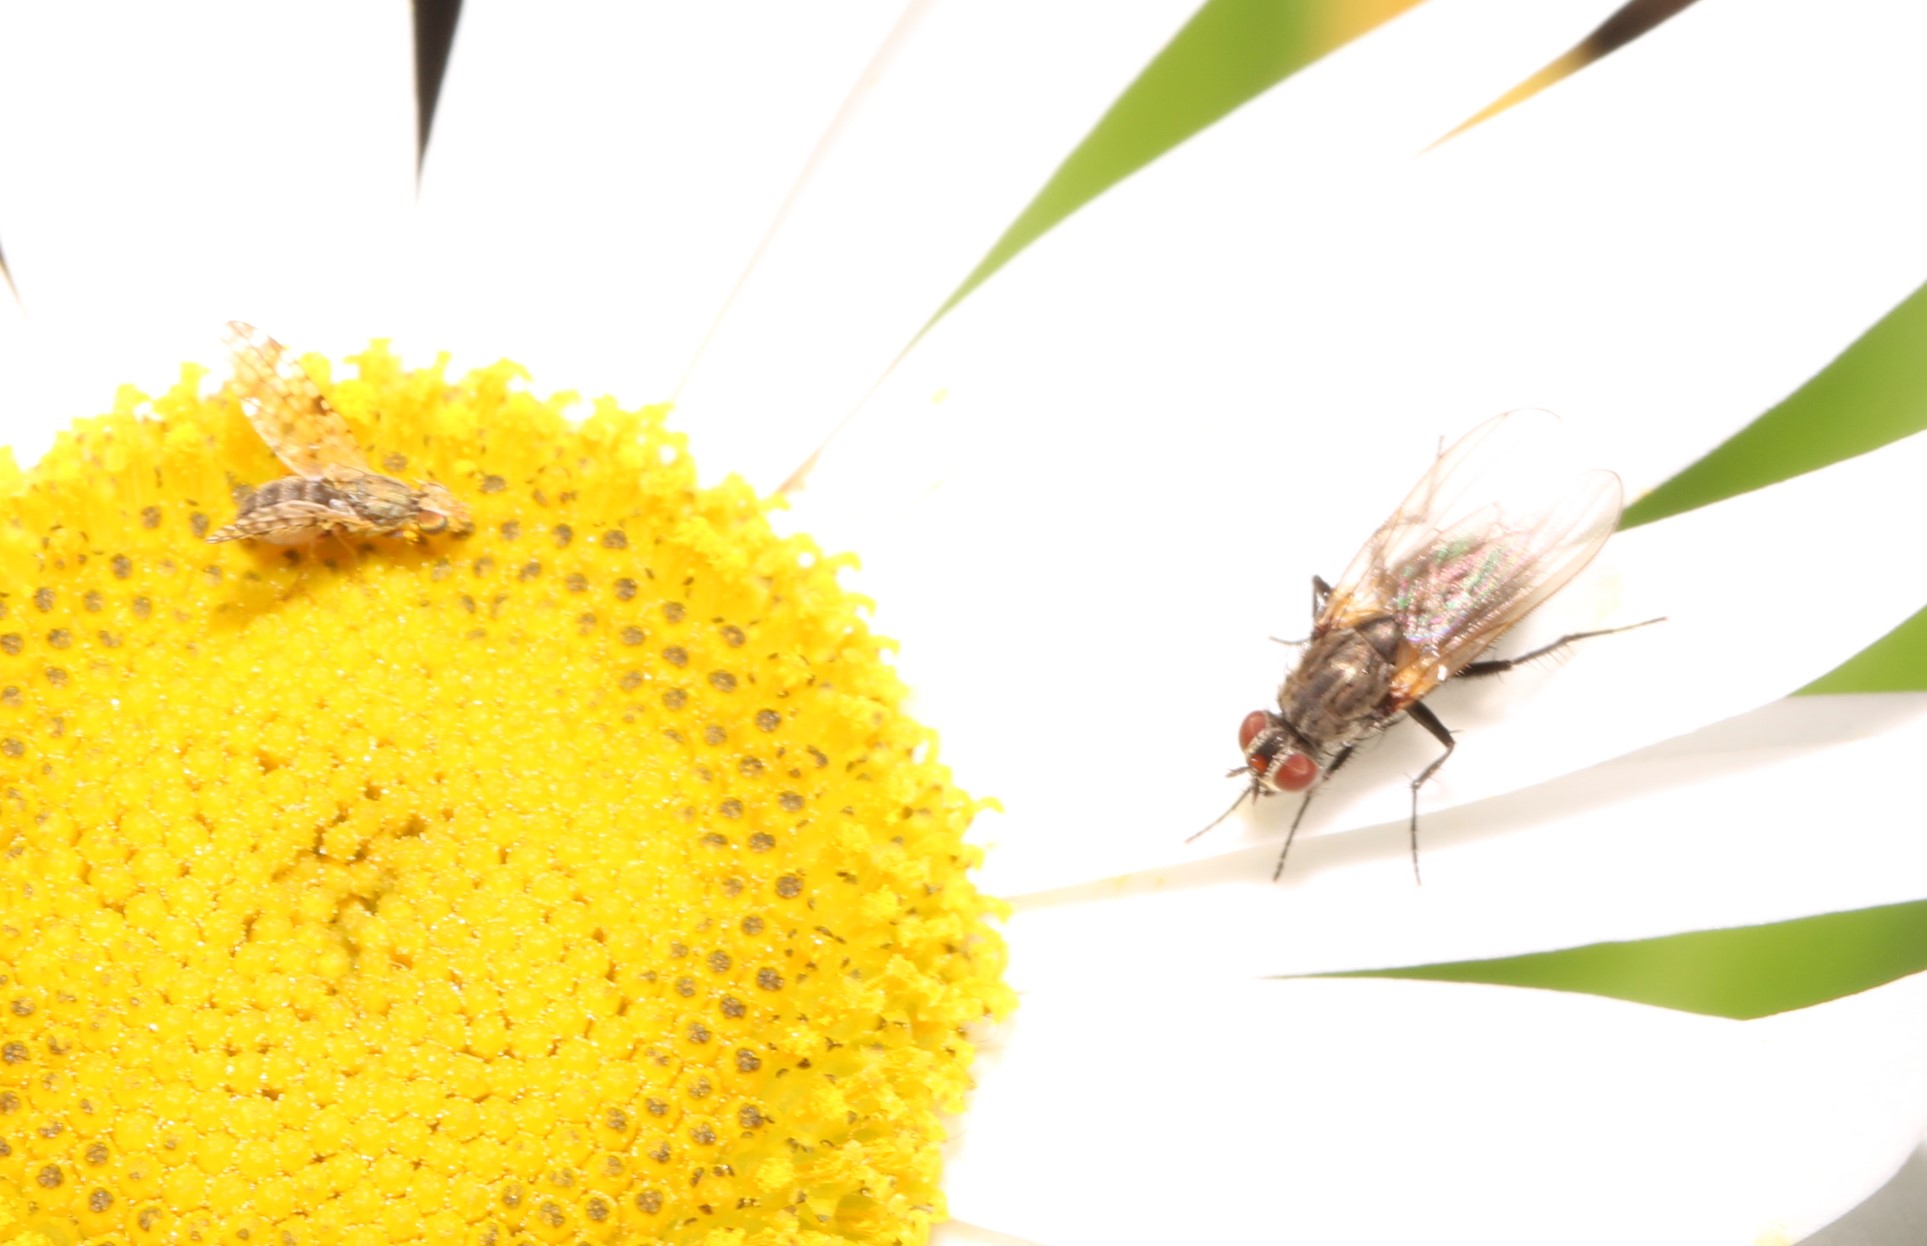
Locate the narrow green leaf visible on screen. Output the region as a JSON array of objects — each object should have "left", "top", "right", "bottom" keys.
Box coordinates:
[
  {"left": 935, "top": 0, "right": 1424, "bottom": 322},
  {"left": 1801, "top": 606, "right": 1927, "bottom": 694},
  {"left": 1624, "top": 276, "right": 1927, "bottom": 527},
  {"left": 1622, "top": 276, "right": 1927, "bottom": 693},
  {"left": 1310, "top": 900, "right": 1927, "bottom": 1019}
]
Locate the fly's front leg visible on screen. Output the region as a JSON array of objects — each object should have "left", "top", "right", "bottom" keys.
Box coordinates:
[
  {"left": 1272, "top": 743, "right": 1354, "bottom": 883},
  {"left": 1403, "top": 702, "right": 1456, "bottom": 886},
  {"left": 1458, "top": 617, "right": 1664, "bottom": 678}
]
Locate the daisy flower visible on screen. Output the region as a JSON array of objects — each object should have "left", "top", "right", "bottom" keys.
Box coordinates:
[{"left": 0, "top": 2, "right": 1923, "bottom": 1244}]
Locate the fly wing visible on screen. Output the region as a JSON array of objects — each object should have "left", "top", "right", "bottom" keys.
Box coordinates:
[
  {"left": 1315, "top": 410, "right": 1624, "bottom": 707},
  {"left": 207, "top": 497, "right": 349, "bottom": 543},
  {"left": 224, "top": 321, "right": 371, "bottom": 482}
]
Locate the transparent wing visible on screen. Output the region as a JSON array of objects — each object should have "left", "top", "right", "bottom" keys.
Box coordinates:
[
  {"left": 224, "top": 321, "right": 370, "bottom": 481},
  {"left": 1316, "top": 409, "right": 1624, "bottom": 706}
]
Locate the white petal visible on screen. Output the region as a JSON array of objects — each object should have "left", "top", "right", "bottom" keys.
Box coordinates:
[
  {"left": 686, "top": 0, "right": 1651, "bottom": 494},
  {"left": 946, "top": 974, "right": 1927, "bottom": 1245},
  {"left": 783, "top": 0, "right": 1927, "bottom": 895},
  {"left": 1806, "top": 1143, "right": 1927, "bottom": 1246},
  {"left": 0, "top": 1, "right": 415, "bottom": 464},
  {"left": 931, "top": 1223, "right": 1045, "bottom": 1246},
  {"left": 1200, "top": 432, "right": 1927, "bottom": 873},
  {"left": 667, "top": 0, "right": 1210, "bottom": 490},
  {"left": 0, "top": 291, "right": 31, "bottom": 457},
  {"left": 793, "top": 0, "right": 1927, "bottom": 552},
  {"left": 830, "top": 406, "right": 1927, "bottom": 896},
  {"left": 998, "top": 694, "right": 1927, "bottom": 988},
  {"left": 1361, "top": 0, "right": 1927, "bottom": 496},
  {"left": 405, "top": 0, "right": 905, "bottom": 429}
]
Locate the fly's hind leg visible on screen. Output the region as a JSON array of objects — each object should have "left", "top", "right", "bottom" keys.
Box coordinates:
[
  {"left": 1396, "top": 618, "right": 1662, "bottom": 881},
  {"left": 1270, "top": 576, "right": 1336, "bottom": 647},
  {"left": 1403, "top": 702, "right": 1458, "bottom": 886},
  {"left": 1458, "top": 617, "right": 1665, "bottom": 678},
  {"left": 1272, "top": 743, "right": 1355, "bottom": 883}
]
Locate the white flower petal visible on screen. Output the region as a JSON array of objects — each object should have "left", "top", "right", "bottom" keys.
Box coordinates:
[
  {"left": 686, "top": 0, "right": 1651, "bottom": 495},
  {"left": 792, "top": 0, "right": 1927, "bottom": 556},
  {"left": 405, "top": 0, "right": 905, "bottom": 435},
  {"left": 998, "top": 694, "right": 1927, "bottom": 988},
  {"left": 1192, "top": 433, "right": 1927, "bottom": 874},
  {"left": 667, "top": 0, "right": 1215, "bottom": 490},
  {"left": 931, "top": 1222, "right": 1045, "bottom": 1246},
  {"left": 1806, "top": 1143, "right": 1927, "bottom": 1246},
  {"left": 0, "top": 1, "right": 415, "bottom": 463},
  {"left": 0, "top": 293, "right": 31, "bottom": 454},
  {"left": 1369, "top": 0, "right": 1927, "bottom": 497},
  {"left": 779, "top": 0, "right": 1927, "bottom": 896},
  {"left": 945, "top": 974, "right": 1927, "bottom": 1245},
  {"left": 829, "top": 396, "right": 1926, "bottom": 896}
]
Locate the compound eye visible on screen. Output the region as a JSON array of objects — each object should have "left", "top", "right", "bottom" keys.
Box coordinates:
[
  {"left": 1267, "top": 752, "right": 1320, "bottom": 793},
  {"left": 416, "top": 512, "right": 449, "bottom": 534},
  {"left": 1237, "top": 710, "right": 1270, "bottom": 752}
]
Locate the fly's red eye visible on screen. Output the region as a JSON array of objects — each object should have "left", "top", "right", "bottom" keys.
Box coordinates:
[
  {"left": 1237, "top": 710, "right": 1270, "bottom": 751},
  {"left": 1269, "top": 752, "right": 1319, "bottom": 792}
]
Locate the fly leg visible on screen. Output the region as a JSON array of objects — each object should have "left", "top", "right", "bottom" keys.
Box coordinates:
[
  {"left": 1394, "top": 620, "right": 1663, "bottom": 882},
  {"left": 1273, "top": 744, "right": 1354, "bottom": 882},
  {"left": 277, "top": 549, "right": 311, "bottom": 602},
  {"left": 1270, "top": 576, "right": 1335, "bottom": 646},
  {"left": 1403, "top": 702, "right": 1457, "bottom": 886},
  {"left": 1457, "top": 617, "right": 1664, "bottom": 678}
]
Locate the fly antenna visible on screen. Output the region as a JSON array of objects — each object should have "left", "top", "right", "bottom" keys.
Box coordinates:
[{"left": 1187, "top": 784, "right": 1253, "bottom": 844}]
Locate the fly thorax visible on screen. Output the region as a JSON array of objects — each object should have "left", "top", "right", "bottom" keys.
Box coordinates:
[
  {"left": 1278, "top": 626, "right": 1395, "bottom": 748},
  {"left": 1355, "top": 614, "right": 1402, "bottom": 663},
  {"left": 342, "top": 474, "right": 419, "bottom": 529}
]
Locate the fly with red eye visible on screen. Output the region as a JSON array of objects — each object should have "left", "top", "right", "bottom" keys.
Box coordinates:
[
  {"left": 1237, "top": 709, "right": 1319, "bottom": 795},
  {"left": 1191, "top": 410, "right": 1661, "bottom": 883}
]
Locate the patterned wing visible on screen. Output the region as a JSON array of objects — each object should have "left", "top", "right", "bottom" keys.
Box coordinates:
[
  {"left": 1315, "top": 410, "right": 1624, "bottom": 707},
  {"left": 224, "top": 321, "right": 371, "bottom": 482},
  {"left": 207, "top": 498, "right": 350, "bottom": 544}
]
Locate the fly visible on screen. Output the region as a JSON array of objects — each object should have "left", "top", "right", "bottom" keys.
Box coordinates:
[
  {"left": 1192, "top": 409, "right": 1660, "bottom": 882},
  {"left": 207, "top": 321, "right": 472, "bottom": 546}
]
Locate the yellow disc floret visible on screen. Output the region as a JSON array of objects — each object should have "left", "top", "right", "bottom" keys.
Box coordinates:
[{"left": 0, "top": 343, "right": 1014, "bottom": 1245}]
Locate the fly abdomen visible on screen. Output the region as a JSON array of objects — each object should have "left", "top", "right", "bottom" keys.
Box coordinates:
[
  {"left": 207, "top": 476, "right": 361, "bottom": 543},
  {"left": 242, "top": 477, "right": 352, "bottom": 512}
]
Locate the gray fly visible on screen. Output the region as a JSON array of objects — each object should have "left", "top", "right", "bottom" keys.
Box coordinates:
[{"left": 1193, "top": 409, "right": 1660, "bottom": 882}]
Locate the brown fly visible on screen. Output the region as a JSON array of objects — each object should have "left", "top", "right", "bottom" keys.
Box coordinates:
[
  {"left": 207, "top": 321, "right": 471, "bottom": 546},
  {"left": 1193, "top": 409, "right": 1659, "bottom": 882}
]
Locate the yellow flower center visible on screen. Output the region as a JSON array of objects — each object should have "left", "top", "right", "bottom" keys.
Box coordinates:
[{"left": 0, "top": 343, "right": 1013, "bottom": 1245}]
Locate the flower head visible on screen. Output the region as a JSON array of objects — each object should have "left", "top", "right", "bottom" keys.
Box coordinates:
[{"left": 0, "top": 343, "right": 1012, "bottom": 1243}]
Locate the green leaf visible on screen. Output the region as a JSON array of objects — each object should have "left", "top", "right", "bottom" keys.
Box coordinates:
[
  {"left": 1624, "top": 276, "right": 1927, "bottom": 527},
  {"left": 1801, "top": 606, "right": 1927, "bottom": 694},
  {"left": 935, "top": 0, "right": 1424, "bottom": 323},
  {"left": 1312, "top": 899, "right": 1927, "bottom": 1018},
  {"left": 1622, "top": 276, "right": 1927, "bottom": 693}
]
